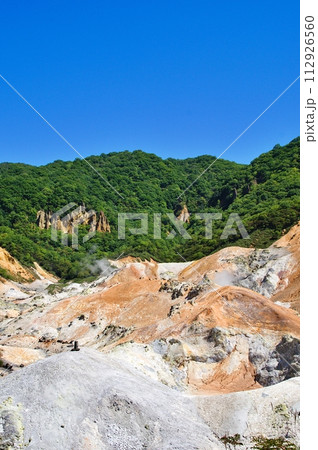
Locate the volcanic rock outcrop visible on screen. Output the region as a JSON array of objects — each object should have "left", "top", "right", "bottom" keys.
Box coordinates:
[
  {"left": 36, "top": 206, "right": 111, "bottom": 233},
  {"left": 179, "top": 222, "right": 300, "bottom": 311},
  {"left": 96, "top": 210, "right": 111, "bottom": 232},
  {"left": 176, "top": 204, "right": 190, "bottom": 223}
]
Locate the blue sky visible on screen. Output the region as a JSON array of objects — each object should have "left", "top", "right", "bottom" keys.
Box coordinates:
[{"left": 0, "top": 0, "right": 299, "bottom": 166}]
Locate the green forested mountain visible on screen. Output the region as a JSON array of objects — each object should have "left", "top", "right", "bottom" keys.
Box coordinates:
[{"left": 0, "top": 137, "right": 299, "bottom": 280}]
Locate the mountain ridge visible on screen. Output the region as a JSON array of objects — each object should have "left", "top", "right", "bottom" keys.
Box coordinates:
[{"left": 0, "top": 137, "right": 299, "bottom": 279}]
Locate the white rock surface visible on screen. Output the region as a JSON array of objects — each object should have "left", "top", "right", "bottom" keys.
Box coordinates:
[
  {"left": 0, "top": 348, "right": 223, "bottom": 450},
  {"left": 196, "top": 377, "right": 300, "bottom": 445},
  {"left": 157, "top": 262, "right": 192, "bottom": 280}
]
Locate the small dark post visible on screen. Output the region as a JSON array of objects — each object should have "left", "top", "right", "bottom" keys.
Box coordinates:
[{"left": 71, "top": 340, "right": 80, "bottom": 351}]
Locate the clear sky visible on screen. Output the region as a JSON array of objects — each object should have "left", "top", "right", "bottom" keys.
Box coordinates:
[{"left": 0, "top": 0, "right": 299, "bottom": 166}]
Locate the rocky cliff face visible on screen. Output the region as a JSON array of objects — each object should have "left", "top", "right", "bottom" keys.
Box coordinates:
[
  {"left": 96, "top": 210, "right": 111, "bottom": 232},
  {"left": 176, "top": 204, "right": 190, "bottom": 223},
  {"left": 36, "top": 206, "right": 111, "bottom": 233},
  {"left": 0, "top": 247, "right": 35, "bottom": 282}
]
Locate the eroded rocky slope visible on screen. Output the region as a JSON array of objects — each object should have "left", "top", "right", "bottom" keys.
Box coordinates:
[
  {"left": 0, "top": 349, "right": 299, "bottom": 449},
  {"left": 0, "top": 225, "right": 300, "bottom": 448}
]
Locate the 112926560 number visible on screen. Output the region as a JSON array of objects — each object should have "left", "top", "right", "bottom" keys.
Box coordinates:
[{"left": 304, "top": 16, "right": 314, "bottom": 83}]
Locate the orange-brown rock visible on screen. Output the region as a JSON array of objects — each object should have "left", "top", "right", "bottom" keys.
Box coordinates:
[
  {"left": 0, "top": 223, "right": 300, "bottom": 394},
  {"left": 179, "top": 223, "right": 300, "bottom": 312},
  {"left": 270, "top": 222, "right": 300, "bottom": 312},
  {"left": 96, "top": 210, "right": 111, "bottom": 232},
  {"left": 36, "top": 208, "right": 110, "bottom": 233},
  {"left": 177, "top": 204, "right": 190, "bottom": 223},
  {"left": 0, "top": 247, "right": 35, "bottom": 282},
  {"left": 0, "top": 345, "right": 45, "bottom": 367}
]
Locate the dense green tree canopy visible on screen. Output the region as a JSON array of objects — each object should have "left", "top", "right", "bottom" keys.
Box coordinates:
[{"left": 0, "top": 138, "right": 299, "bottom": 280}]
